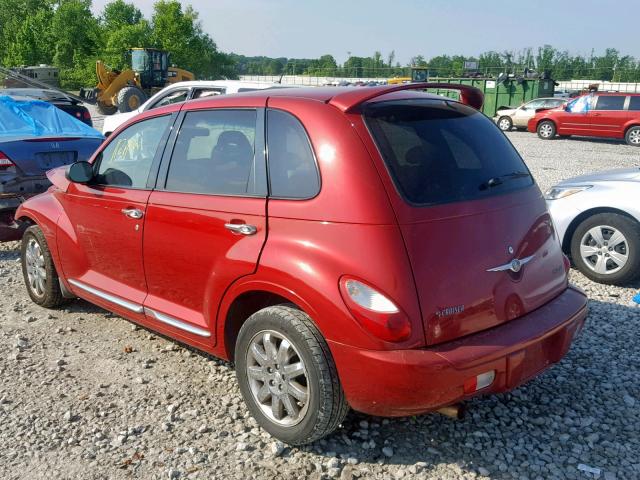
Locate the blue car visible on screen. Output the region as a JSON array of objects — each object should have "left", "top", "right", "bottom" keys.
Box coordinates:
[{"left": 0, "top": 95, "right": 103, "bottom": 241}]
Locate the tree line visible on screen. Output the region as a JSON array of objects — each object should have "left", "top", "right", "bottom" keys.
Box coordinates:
[{"left": 1, "top": 1, "right": 639, "bottom": 89}]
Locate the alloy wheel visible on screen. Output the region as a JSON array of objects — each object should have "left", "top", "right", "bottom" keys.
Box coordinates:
[
  {"left": 628, "top": 129, "right": 640, "bottom": 145},
  {"left": 579, "top": 225, "right": 629, "bottom": 275},
  {"left": 25, "top": 238, "right": 46, "bottom": 297},
  {"left": 245, "top": 330, "right": 310, "bottom": 427},
  {"left": 498, "top": 118, "right": 511, "bottom": 131},
  {"left": 539, "top": 123, "right": 553, "bottom": 138}
]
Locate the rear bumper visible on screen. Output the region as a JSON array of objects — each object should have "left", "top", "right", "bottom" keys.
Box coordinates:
[{"left": 329, "top": 285, "right": 588, "bottom": 417}]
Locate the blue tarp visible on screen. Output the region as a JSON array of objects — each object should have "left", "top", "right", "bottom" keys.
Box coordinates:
[{"left": 0, "top": 95, "right": 103, "bottom": 141}]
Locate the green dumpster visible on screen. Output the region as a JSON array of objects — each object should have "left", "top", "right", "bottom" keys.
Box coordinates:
[{"left": 412, "top": 74, "right": 555, "bottom": 118}]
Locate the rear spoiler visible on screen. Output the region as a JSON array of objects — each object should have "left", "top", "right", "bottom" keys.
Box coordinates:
[{"left": 329, "top": 83, "right": 484, "bottom": 113}]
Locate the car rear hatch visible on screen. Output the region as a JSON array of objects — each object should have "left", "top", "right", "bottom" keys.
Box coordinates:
[
  {"left": 0, "top": 137, "right": 100, "bottom": 176},
  {"left": 363, "top": 99, "right": 568, "bottom": 345}
]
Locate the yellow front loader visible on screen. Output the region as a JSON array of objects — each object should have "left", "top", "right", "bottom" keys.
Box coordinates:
[{"left": 80, "top": 48, "right": 194, "bottom": 115}]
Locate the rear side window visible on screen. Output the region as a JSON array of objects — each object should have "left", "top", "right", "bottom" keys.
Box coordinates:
[
  {"left": 594, "top": 96, "right": 626, "bottom": 111},
  {"left": 364, "top": 100, "right": 533, "bottom": 206},
  {"left": 165, "top": 109, "right": 258, "bottom": 195},
  {"left": 267, "top": 109, "right": 319, "bottom": 199},
  {"left": 628, "top": 97, "right": 640, "bottom": 111}
]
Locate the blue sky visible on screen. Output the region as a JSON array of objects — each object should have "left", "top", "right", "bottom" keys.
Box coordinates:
[{"left": 91, "top": 0, "right": 635, "bottom": 64}]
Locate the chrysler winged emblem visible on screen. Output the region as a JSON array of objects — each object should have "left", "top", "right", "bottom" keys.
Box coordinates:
[{"left": 487, "top": 255, "right": 535, "bottom": 273}]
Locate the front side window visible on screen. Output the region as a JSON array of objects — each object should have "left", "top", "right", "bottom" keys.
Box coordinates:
[
  {"left": 192, "top": 88, "right": 225, "bottom": 99},
  {"left": 95, "top": 115, "right": 171, "bottom": 188},
  {"left": 267, "top": 109, "right": 319, "bottom": 199},
  {"left": 365, "top": 99, "right": 533, "bottom": 206},
  {"left": 150, "top": 89, "right": 189, "bottom": 110},
  {"left": 522, "top": 99, "right": 545, "bottom": 110},
  {"left": 594, "top": 95, "right": 626, "bottom": 111},
  {"left": 165, "top": 110, "right": 258, "bottom": 195}
]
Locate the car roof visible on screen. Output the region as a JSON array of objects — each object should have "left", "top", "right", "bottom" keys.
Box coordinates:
[{"left": 183, "top": 86, "right": 448, "bottom": 109}]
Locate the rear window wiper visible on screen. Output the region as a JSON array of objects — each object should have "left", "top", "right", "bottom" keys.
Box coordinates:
[{"left": 479, "top": 171, "right": 531, "bottom": 190}]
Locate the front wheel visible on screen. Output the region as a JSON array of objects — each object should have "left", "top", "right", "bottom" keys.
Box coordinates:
[
  {"left": 21, "top": 225, "right": 67, "bottom": 308},
  {"left": 537, "top": 120, "right": 556, "bottom": 139},
  {"left": 570, "top": 213, "right": 640, "bottom": 285},
  {"left": 625, "top": 126, "right": 640, "bottom": 146},
  {"left": 497, "top": 116, "right": 513, "bottom": 131},
  {"left": 235, "top": 305, "right": 349, "bottom": 445}
]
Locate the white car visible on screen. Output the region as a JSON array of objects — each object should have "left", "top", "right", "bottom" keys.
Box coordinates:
[
  {"left": 545, "top": 168, "right": 640, "bottom": 285},
  {"left": 494, "top": 97, "right": 567, "bottom": 131},
  {"left": 102, "top": 80, "right": 291, "bottom": 135}
]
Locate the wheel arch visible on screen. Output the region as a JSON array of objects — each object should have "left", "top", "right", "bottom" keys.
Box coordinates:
[
  {"left": 561, "top": 206, "right": 640, "bottom": 255},
  {"left": 624, "top": 122, "right": 640, "bottom": 135},
  {"left": 217, "top": 282, "right": 320, "bottom": 362}
]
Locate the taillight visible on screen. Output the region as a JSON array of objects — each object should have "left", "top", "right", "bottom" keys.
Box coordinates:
[
  {"left": 0, "top": 151, "right": 15, "bottom": 170},
  {"left": 82, "top": 110, "right": 91, "bottom": 120},
  {"left": 339, "top": 278, "right": 412, "bottom": 342}
]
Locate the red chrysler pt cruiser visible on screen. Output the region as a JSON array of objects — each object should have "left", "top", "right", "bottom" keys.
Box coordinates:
[{"left": 16, "top": 84, "right": 588, "bottom": 445}]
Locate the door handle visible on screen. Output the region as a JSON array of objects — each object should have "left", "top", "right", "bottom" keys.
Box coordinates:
[
  {"left": 225, "top": 223, "right": 257, "bottom": 235},
  {"left": 122, "top": 208, "right": 144, "bottom": 219}
]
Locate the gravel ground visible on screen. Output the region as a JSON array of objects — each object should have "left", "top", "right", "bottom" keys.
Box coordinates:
[{"left": 1, "top": 127, "right": 640, "bottom": 480}]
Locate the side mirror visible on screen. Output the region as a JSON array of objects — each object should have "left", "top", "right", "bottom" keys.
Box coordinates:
[{"left": 66, "top": 161, "right": 94, "bottom": 184}]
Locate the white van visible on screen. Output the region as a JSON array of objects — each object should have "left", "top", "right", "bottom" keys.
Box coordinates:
[{"left": 102, "top": 80, "right": 292, "bottom": 135}]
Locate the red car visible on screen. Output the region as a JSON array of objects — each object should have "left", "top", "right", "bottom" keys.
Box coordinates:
[
  {"left": 528, "top": 92, "right": 640, "bottom": 145},
  {"left": 16, "top": 84, "right": 587, "bottom": 445}
]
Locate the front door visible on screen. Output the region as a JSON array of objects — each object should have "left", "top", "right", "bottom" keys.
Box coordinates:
[
  {"left": 57, "top": 114, "right": 173, "bottom": 310},
  {"left": 142, "top": 107, "right": 267, "bottom": 343}
]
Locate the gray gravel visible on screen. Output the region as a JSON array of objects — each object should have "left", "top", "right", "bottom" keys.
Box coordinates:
[{"left": 1, "top": 130, "right": 640, "bottom": 479}]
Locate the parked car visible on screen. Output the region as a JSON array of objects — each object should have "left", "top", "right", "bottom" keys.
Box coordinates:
[
  {"left": 0, "top": 88, "right": 93, "bottom": 126},
  {"left": 102, "top": 80, "right": 292, "bottom": 135},
  {"left": 0, "top": 95, "right": 103, "bottom": 242},
  {"left": 545, "top": 167, "right": 640, "bottom": 285},
  {"left": 16, "top": 84, "right": 587, "bottom": 445},
  {"left": 528, "top": 92, "right": 640, "bottom": 146},
  {"left": 494, "top": 97, "right": 566, "bottom": 131}
]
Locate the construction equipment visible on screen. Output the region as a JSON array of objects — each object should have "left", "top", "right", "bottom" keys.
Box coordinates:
[{"left": 81, "top": 48, "right": 194, "bottom": 115}]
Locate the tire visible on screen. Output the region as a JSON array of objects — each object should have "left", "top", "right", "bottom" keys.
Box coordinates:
[
  {"left": 21, "top": 225, "right": 67, "bottom": 308},
  {"left": 96, "top": 100, "right": 117, "bottom": 116},
  {"left": 570, "top": 213, "right": 640, "bottom": 285},
  {"left": 497, "top": 116, "right": 513, "bottom": 131},
  {"left": 116, "top": 86, "right": 147, "bottom": 113},
  {"left": 625, "top": 126, "right": 640, "bottom": 146},
  {"left": 235, "top": 305, "right": 349, "bottom": 445},
  {"left": 537, "top": 120, "right": 556, "bottom": 139}
]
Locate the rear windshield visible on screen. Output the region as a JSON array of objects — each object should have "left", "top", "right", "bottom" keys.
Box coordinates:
[{"left": 364, "top": 100, "right": 533, "bottom": 206}]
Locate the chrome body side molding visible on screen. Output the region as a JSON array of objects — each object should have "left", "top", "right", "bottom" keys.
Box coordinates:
[
  {"left": 67, "top": 279, "right": 144, "bottom": 314},
  {"left": 144, "top": 307, "right": 212, "bottom": 338}
]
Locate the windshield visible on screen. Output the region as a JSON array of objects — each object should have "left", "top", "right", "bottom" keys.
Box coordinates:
[
  {"left": 131, "top": 50, "right": 148, "bottom": 72},
  {"left": 364, "top": 99, "right": 533, "bottom": 206}
]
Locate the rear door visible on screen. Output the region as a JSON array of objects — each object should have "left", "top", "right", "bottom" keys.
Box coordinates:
[
  {"left": 363, "top": 99, "right": 568, "bottom": 345},
  {"left": 57, "top": 114, "right": 174, "bottom": 310},
  {"left": 589, "top": 95, "right": 628, "bottom": 137},
  {"left": 142, "top": 103, "right": 267, "bottom": 343}
]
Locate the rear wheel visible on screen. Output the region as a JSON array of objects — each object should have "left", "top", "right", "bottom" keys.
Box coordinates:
[
  {"left": 570, "top": 213, "right": 640, "bottom": 285},
  {"left": 21, "top": 225, "right": 67, "bottom": 308},
  {"left": 537, "top": 120, "right": 556, "bottom": 139},
  {"left": 235, "top": 305, "right": 349, "bottom": 445},
  {"left": 117, "top": 86, "right": 147, "bottom": 113},
  {"left": 625, "top": 126, "right": 640, "bottom": 146},
  {"left": 497, "top": 116, "right": 513, "bottom": 131}
]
